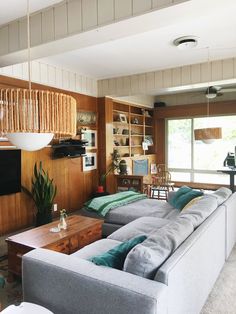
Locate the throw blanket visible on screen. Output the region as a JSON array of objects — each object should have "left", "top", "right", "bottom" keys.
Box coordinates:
[{"left": 85, "top": 191, "right": 147, "bottom": 217}]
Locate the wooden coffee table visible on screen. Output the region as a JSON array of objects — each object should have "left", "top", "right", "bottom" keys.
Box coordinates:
[{"left": 6, "top": 215, "right": 103, "bottom": 277}]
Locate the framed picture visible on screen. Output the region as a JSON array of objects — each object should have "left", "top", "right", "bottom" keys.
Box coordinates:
[
  {"left": 83, "top": 153, "right": 97, "bottom": 171},
  {"left": 150, "top": 163, "right": 157, "bottom": 174},
  {"left": 81, "top": 130, "right": 97, "bottom": 149},
  {"left": 119, "top": 113, "right": 127, "bottom": 123},
  {"left": 77, "top": 111, "right": 96, "bottom": 126}
]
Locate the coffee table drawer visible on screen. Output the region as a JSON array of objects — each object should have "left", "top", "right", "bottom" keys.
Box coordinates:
[
  {"left": 77, "top": 224, "right": 102, "bottom": 249},
  {"left": 45, "top": 239, "right": 70, "bottom": 254}
]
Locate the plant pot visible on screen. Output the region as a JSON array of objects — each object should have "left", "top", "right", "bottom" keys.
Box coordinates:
[
  {"left": 36, "top": 211, "right": 53, "bottom": 227},
  {"left": 97, "top": 186, "right": 104, "bottom": 193}
]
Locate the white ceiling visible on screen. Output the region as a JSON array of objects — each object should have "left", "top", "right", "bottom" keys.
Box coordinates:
[
  {"left": 39, "top": 0, "right": 236, "bottom": 80},
  {"left": 1, "top": 0, "right": 236, "bottom": 89},
  {"left": 0, "top": 0, "right": 63, "bottom": 26}
]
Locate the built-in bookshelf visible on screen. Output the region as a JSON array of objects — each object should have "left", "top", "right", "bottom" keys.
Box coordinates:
[{"left": 112, "top": 102, "right": 154, "bottom": 158}]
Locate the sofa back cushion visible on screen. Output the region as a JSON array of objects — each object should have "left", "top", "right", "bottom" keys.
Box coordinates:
[
  {"left": 210, "top": 187, "right": 232, "bottom": 205},
  {"left": 168, "top": 186, "right": 203, "bottom": 210},
  {"left": 123, "top": 217, "right": 194, "bottom": 279}
]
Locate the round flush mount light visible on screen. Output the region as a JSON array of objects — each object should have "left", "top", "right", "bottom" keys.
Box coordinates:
[{"left": 173, "top": 36, "right": 198, "bottom": 49}]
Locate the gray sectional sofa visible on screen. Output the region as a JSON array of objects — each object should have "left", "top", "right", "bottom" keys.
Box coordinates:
[{"left": 22, "top": 188, "right": 236, "bottom": 314}]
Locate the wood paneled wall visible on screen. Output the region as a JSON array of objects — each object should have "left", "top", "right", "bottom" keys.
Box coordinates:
[{"left": 0, "top": 75, "right": 98, "bottom": 236}]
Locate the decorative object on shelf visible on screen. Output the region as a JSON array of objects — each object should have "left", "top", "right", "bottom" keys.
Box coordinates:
[
  {"left": 22, "top": 161, "right": 57, "bottom": 226},
  {"left": 131, "top": 118, "right": 139, "bottom": 124},
  {"left": 119, "top": 114, "right": 128, "bottom": 123},
  {"left": 0, "top": 0, "right": 76, "bottom": 151},
  {"left": 194, "top": 47, "right": 222, "bottom": 144},
  {"left": 77, "top": 111, "right": 96, "bottom": 126},
  {"left": 142, "top": 142, "right": 148, "bottom": 150},
  {"left": 122, "top": 129, "right": 129, "bottom": 135},
  {"left": 113, "top": 128, "right": 119, "bottom": 134},
  {"left": 58, "top": 209, "right": 67, "bottom": 230},
  {"left": 133, "top": 159, "right": 148, "bottom": 175},
  {"left": 83, "top": 152, "right": 97, "bottom": 171},
  {"left": 99, "top": 149, "right": 121, "bottom": 191},
  {"left": 144, "top": 136, "right": 153, "bottom": 146},
  {"left": 150, "top": 163, "right": 158, "bottom": 174},
  {"left": 81, "top": 130, "right": 97, "bottom": 149},
  {"left": 119, "top": 160, "right": 128, "bottom": 175},
  {"left": 114, "top": 140, "right": 120, "bottom": 146}
]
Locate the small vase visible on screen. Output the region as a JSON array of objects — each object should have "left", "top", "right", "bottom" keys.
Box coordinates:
[{"left": 58, "top": 216, "right": 67, "bottom": 230}]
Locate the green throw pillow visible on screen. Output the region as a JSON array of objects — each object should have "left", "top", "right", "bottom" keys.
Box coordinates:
[
  {"left": 89, "top": 235, "right": 147, "bottom": 270},
  {"left": 169, "top": 186, "right": 203, "bottom": 210}
]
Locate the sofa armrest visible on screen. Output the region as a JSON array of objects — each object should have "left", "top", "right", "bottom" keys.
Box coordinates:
[{"left": 22, "top": 248, "right": 167, "bottom": 314}]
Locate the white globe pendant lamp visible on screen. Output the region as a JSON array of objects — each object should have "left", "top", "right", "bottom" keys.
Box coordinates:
[{"left": 0, "top": 0, "right": 76, "bottom": 151}]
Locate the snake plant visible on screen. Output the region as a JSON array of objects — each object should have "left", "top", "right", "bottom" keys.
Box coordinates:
[{"left": 22, "top": 161, "right": 57, "bottom": 220}]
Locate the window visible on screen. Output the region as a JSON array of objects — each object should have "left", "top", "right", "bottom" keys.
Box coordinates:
[{"left": 167, "top": 116, "right": 236, "bottom": 184}]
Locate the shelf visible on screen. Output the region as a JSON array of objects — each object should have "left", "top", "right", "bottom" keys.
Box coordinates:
[
  {"left": 113, "top": 146, "right": 129, "bottom": 148},
  {"left": 113, "top": 109, "right": 129, "bottom": 115},
  {"left": 131, "top": 145, "right": 142, "bottom": 147},
  {"left": 130, "top": 124, "right": 143, "bottom": 127},
  {"left": 131, "top": 134, "right": 143, "bottom": 137},
  {"left": 145, "top": 125, "right": 153, "bottom": 128},
  {"left": 113, "top": 121, "right": 129, "bottom": 125},
  {"left": 130, "top": 113, "right": 144, "bottom": 117},
  {"left": 113, "top": 134, "right": 129, "bottom": 137}
]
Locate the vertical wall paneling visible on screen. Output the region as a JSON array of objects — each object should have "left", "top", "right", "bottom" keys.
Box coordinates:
[
  {"left": 19, "top": 18, "right": 27, "bottom": 50},
  {"left": 0, "top": 26, "right": 9, "bottom": 55},
  {"left": 82, "top": 0, "right": 98, "bottom": 30},
  {"left": 42, "top": 8, "right": 55, "bottom": 43},
  {"left": 98, "top": 0, "right": 114, "bottom": 25},
  {"left": 191, "top": 64, "right": 201, "bottom": 84},
  {"left": 0, "top": 75, "right": 98, "bottom": 235},
  {"left": 222, "top": 59, "right": 234, "bottom": 80},
  {"left": 9, "top": 22, "right": 19, "bottom": 53},
  {"left": 30, "top": 13, "right": 42, "bottom": 46},
  {"left": 133, "top": 0, "right": 152, "bottom": 15},
  {"left": 114, "top": 0, "right": 132, "bottom": 20},
  {"left": 54, "top": 3, "right": 68, "bottom": 39},
  {"left": 68, "top": 0, "right": 82, "bottom": 34},
  {"left": 0, "top": 0, "right": 189, "bottom": 59},
  {"left": 181, "top": 65, "right": 191, "bottom": 86},
  {"left": 211, "top": 60, "right": 223, "bottom": 81}
]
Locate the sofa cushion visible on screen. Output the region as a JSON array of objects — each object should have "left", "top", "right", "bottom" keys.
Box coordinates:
[
  {"left": 108, "top": 217, "right": 170, "bottom": 242},
  {"left": 89, "top": 235, "right": 147, "bottom": 270},
  {"left": 210, "top": 187, "right": 232, "bottom": 205},
  {"left": 179, "top": 194, "right": 218, "bottom": 228},
  {"left": 169, "top": 186, "right": 203, "bottom": 210},
  {"left": 123, "top": 217, "right": 194, "bottom": 279},
  {"left": 71, "top": 239, "right": 122, "bottom": 260},
  {"left": 105, "top": 198, "right": 179, "bottom": 225}
]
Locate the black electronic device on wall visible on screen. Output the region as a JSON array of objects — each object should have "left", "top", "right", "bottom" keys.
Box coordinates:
[
  {"left": 0, "top": 149, "right": 21, "bottom": 196},
  {"left": 52, "top": 139, "right": 88, "bottom": 159}
]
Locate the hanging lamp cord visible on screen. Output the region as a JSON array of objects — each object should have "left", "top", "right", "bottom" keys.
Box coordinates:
[{"left": 27, "top": 0, "right": 31, "bottom": 91}]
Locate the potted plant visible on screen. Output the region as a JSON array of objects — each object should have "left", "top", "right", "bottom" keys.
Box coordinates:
[
  {"left": 22, "top": 161, "right": 57, "bottom": 226},
  {"left": 98, "top": 149, "right": 120, "bottom": 193}
]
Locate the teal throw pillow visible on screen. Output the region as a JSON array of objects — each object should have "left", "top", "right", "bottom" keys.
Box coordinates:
[
  {"left": 89, "top": 235, "right": 147, "bottom": 270},
  {"left": 169, "top": 186, "right": 203, "bottom": 210}
]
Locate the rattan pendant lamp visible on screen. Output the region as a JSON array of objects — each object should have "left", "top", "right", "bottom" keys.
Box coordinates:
[
  {"left": 0, "top": 0, "right": 77, "bottom": 151},
  {"left": 194, "top": 48, "right": 222, "bottom": 144}
]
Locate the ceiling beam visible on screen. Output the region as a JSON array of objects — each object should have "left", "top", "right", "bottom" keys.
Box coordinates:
[{"left": 0, "top": 0, "right": 190, "bottom": 66}]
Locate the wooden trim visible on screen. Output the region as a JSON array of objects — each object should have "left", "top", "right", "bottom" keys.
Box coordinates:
[
  {"left": 174, "top": 181, "right": 232, "bottom": 191},
  {"left": 155, "top": 101, "right": 236, "bottom": 119}
]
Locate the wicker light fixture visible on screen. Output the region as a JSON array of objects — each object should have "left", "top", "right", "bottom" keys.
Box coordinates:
[
  {"left": 0, "top": 0, "right": 77, "bottom": 151},
  {"left": 194, "top": 48, "right": 222, "bottom": 144}
]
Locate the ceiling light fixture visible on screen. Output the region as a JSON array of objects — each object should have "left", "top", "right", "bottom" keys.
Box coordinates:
[
  {"left": 173, "top": 36, "right": 198, "bottom": 50},
  {"left": 194, "top": 48, "right": 222, "bottom": 144},
  {"left": 0, "top": 0, "right": 76, "bottom": 151}
]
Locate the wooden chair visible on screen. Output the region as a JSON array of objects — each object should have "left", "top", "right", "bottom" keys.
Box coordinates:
[{"left": 150, "top": 168, "right": 174, "bottom": 200}]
